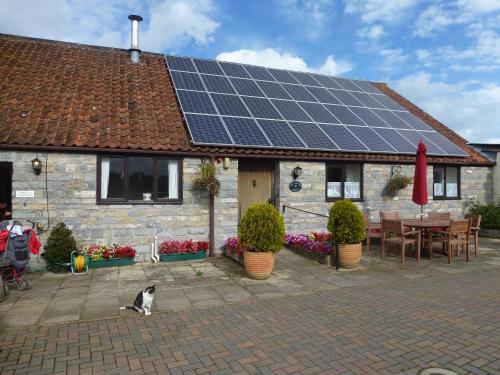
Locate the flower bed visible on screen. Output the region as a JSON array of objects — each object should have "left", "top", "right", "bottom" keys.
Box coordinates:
[
  {"left": 223, "top": 237, "right": 245, "bottom": 264},
  {"left": 284, "top": 232, "right": 334, "bottom": 265},
  {"left": 84, "top": 244, "right": 136, "bottom": 268},
  {"left": 159, "top": 240, "right": 209, "bottom": 262}
]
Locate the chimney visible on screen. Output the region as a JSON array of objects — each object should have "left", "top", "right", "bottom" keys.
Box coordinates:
[{"left": 128, "top": 14, "right": 143, "bottom": 64}]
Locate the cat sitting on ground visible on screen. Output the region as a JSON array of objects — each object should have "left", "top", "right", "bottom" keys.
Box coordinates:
[{"left": 119, "top": 285, "right": 156, "bottom": 316}]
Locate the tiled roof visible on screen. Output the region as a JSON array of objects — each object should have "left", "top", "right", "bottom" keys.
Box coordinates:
[{"left": 0, "top": 33, "right": 492, "bottom": 166}]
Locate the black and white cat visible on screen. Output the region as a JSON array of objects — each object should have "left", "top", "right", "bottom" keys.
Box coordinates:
[{"left": 120, "top": 285, "right": 156, "bottom": 316}]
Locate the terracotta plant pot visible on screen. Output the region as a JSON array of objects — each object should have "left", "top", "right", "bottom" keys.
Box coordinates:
[
  {"left": 244, "top": 251, "right": 275, "bottom": 280},
  {"left": 338, "top": 243, "right": 362, "bottom": 269}
]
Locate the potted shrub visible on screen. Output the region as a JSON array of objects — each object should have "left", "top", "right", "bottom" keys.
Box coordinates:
[
  {"left": 44, "top": 222, "right": 77, "bottom": 272},
  {"left": 327, "top": 200, "right": 366, "bottom": 269},
  {"left": 238, "top": 203, "right": 285, "bottom": 280},
  {"left": 84, "top": 244, "right": 136, "bottom": 268},
  {"left": 159, "top": 240, "right": 209, "bottom": 262}
]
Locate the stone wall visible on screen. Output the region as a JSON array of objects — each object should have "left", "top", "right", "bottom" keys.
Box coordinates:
[
  {"left": 0, "top": 151, "right": 212, "bottom": 260},
  {"left": 279, "top": 161, "right": 493, "bottom": 234}
]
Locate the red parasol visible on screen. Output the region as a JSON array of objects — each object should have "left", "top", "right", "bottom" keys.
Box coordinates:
[{"left": 412, "top": 140, "right": 428, "bottom": 220}]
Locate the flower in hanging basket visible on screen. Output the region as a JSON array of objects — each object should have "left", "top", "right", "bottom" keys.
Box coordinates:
[
  {"left": 193, "top": 161, "right": 221, "bottom": 197},
  {"left": 386, "top": 173, "right": 413, "bottom": 195}
]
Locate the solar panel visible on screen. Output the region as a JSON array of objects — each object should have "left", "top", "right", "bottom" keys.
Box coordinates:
[
  {"left": 257, "top": 119, "right": 305, "bottom": 148},
  {"left": 289, "top": 122, "right": 338, "bottom": 149},
  {"left": 349, "top": 107, "right": 389, "bottom": 128},
  {"left": 299, "top": 102, "right": 339, "bottom": 123},
  {"left": 218, "top": 61, "right": 251, "bottom": 78},
  {"left": 165, "top": 56, "right": 196, "bottom": 72},
  {"left": 325, "top": 105, "right": 365, "bottom": 126},
  {"left": 398, "top": 130, "right": 444, "bottom": 155},
  {"left": 394, "top": 111, "right": 433, "bottom": 131},
  {"left": 319, "top": 124, "right": 368, "bottom": 151},
  {"left": 185, "top": 114, "right": 232, "bottom": 145},
  {"left": 242, "top": 97, "right": 283, "bottom": 120},
  {"left": 177, "top": 90, "right": 216, "bottom": 114},
  {"left": 166, "top": 54, "right": 467, "bottom": 157},
  {"left": 257, "top": 81, "right": 293, "bottom": 100},
  {"left": 329, "top": 90, "right": 364, "bottom": 106},
  {"left": 192, "top": 58, "right": 224, "bottom": 75},
  {"left": 282, "top": 84, "right": 317, "bottom": 102},
  {"left": 222, "top": 117, "right": 270, "bottom": 146},
  {"left": 230, "top": 78, "right": 265, "bottom": 97},
  {"left": 306, "top": 86, "right": 341, "bottom": 104},
  {"left": 211, "top": 94, "right": 250, "bottom": 117},
  {"left": 201, "top": 74, "right": 235, "bottom": 94},
  {"left": 372, "top": 109, "right": 412, "bottom": 129},
  {"left": 289, "top": 71, "right": 320, "bottom": 86},
  {"left": 244, "top": 65, "right": 275, "bottom": 81},
  {"left": 267, "top": 68, "right": 299, "bottom": 84},
  {"left": 170, "top": 71, "right": 205, "bottom": 91},
  {"left": 374, "top": 128, "right": 416, "bottom": 153},
  {"left": 271, "top": 100, "right": 312, "bottom": 121},
  {"left": 348, "top": 126, "right": 395, "bottom": 152}
]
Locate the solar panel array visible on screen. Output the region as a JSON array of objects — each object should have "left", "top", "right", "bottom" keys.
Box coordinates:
[{"left": 165, "top": 55, "right": 467, "bottom": 157}]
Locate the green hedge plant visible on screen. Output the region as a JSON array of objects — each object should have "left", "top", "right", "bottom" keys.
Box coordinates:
[
  {"left": 327, "top": 200, "right": 366, "bottom": 244},
  {"left": 44, "top": 222, "right": 77, "bottom": 266},
  {"left": 238, "top": 203, "right": 285, "bottom": 253}
]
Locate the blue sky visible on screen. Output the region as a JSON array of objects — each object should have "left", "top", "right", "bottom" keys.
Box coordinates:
[{"left": 1, "top": 0, "right": 500, "bottom": 143}]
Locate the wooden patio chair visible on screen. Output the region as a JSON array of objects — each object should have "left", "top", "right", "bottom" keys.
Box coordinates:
[
  {"left": 429, "top": 219, "right": 471, "bottom": 264},
  {"left": 465, "top": 214, "right": 481, "bottom": 256},
  {"left": 424, "top": 211, "right": 452, "bottom": 258},
  {"left": 379, "top": 210, "right": 400, "bottom": 221},
  {"left": 428, "top": 211, "right": 451, "bottom": 220},
  {"left": 381, "top": 219, "right": 421, "bottom": 264},
  {"left": 364, "top": 214, "right": 381, "bottom": 254}
]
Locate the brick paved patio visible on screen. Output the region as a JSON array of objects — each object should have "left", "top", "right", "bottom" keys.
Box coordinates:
[{"left": 0, "top": 238, "right": 499, "bottom": 374}]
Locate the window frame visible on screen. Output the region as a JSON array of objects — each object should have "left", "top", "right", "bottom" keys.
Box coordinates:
[
  {"left": 325, "top": 162, "right": 364, "bottom": 202},
  {"left": 97, "top": 155, "right": 183, "bottom": 205},
  {"left": 432, "top": 165, "right": 461, "bottom": 200}
]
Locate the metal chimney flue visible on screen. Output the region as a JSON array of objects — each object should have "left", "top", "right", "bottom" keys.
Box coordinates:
[{"left": 128, "top": 14, "right": 143, "bottom": 64}]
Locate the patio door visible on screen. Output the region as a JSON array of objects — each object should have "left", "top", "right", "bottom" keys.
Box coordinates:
[
  {"left": 0, "top": 162, "right": 12, "bottom": 220},
  {"left": 238, "top": 159, "right": 276, "bottom": 220}
]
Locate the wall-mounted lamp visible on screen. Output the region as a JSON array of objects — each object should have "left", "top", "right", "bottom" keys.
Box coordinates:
[
  {"left": 31, "top": 156, "right": 42, "bottom": 176},
  {"left": 292, "top": 165, "right": 302, "bottom": 180}
]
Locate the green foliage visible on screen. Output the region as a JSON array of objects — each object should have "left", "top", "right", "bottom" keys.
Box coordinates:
[
  {"left": 386, "top": 173, "right": 413, "bottom": 195},
  {"left": 44, "top": 222, "right": 77, "bottom": 266},
  {"left": 468, "top": 198, "right": 500, "bottom": 229},
  {"left": 193, "top": 161, "right": 221, "bottom": 196},
  {"left": 327, "top": 200, "right": 366, "bottom": 244},
  {"left": 238, "top": 203, "right": 285, "bottom": 253}
]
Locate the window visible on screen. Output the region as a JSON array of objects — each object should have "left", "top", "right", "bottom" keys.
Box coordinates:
[
  {"left": 326, "top": 163, "right": 362, "bottom": 201},
  {"left": 98, "top": 156, "right": 182, "bottom": 203},
  {"left": 433, "top": 166, "right": 460, "bottom": 199}
]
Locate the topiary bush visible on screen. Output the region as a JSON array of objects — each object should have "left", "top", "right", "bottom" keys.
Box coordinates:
[
  {"left": 238, "top": 203, "right": 285, "bottom": 253},
  {"left": 327, "top": 200, "right": 366, "bottom": 244},
  {"left": 44, "top": 222, "right": 77, "bottom": 267}
]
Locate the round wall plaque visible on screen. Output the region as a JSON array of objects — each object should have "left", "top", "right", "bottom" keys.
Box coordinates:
[{"left": 289, "top": 181, "right": 302, "bottom": 192}]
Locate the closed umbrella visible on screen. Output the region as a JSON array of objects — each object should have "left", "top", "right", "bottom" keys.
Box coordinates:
[{"left": 412, "top": 140, "right": 428, "bottom": 220}]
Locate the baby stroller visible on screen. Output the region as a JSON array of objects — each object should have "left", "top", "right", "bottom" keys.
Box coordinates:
[{"left": 0, "top": 220, "right": 41, "bottom": 293}]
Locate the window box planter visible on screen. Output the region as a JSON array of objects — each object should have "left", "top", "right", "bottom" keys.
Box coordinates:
[
  {"left": 159, "top": 251, "right": 207, "bottom": 262},
  {"left": 88, "top": 257, "right": 135, "bottom": 268},
  {"left": 222, "top": 247, "right": 244, "bottom": 265}
]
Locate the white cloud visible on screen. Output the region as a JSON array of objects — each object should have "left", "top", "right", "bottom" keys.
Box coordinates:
[
  {"left": 0, "top": 0, "right": 220, "bottom": 52},
  {"left": 357, "top": 25, "right": 386, "bottom": 40},
  {"left": 344, "top": 0, "right": 418, "bottom": 24},
  {"left": 379, "top": 48, "right": 408, "bottom": 71},
  {"left": 216, "top": 48, "right": 353, "bottom": 76},
  {"left": 393, "top": 72, "right": 500, "bottom": 143},
  {"left": 414, "top": 4, "right": 456, "bottom": 37}
]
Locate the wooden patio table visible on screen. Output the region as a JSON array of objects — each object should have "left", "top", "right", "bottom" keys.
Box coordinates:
[{"left": 402, "top": 218, "right": 451, "bottom": 257}]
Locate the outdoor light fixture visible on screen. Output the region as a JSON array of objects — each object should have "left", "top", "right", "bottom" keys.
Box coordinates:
[
  {"left": 31, "top": 156, "right": 42, "bottom": 176},
  {"left": 292, "top": 165, "right": 302, "bottom": 180}
]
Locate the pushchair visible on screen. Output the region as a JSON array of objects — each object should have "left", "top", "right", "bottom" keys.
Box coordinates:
[{"left": 0, "top": 220, "right": 41, "bottom": 293}]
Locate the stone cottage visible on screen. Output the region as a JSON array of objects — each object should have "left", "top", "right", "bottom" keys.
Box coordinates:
[{"left": 0, "top": 33, "right": 493, "bottom": 259}]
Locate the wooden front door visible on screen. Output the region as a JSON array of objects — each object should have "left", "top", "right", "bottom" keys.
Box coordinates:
[{"left": 238, "top": 160, "right": 275, "bottom": 220}]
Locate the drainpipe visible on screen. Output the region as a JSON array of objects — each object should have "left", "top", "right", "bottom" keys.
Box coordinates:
[{"left": 209, "top": 157, "right": 215, "bottom": 257}]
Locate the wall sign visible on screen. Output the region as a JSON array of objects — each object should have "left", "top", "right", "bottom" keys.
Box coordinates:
[
  {"left": 289, "top": 181, "right": 302, "bottom": 192},
  {"left": 16, "top": 191, "right": 35, "bottom": 198}
]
